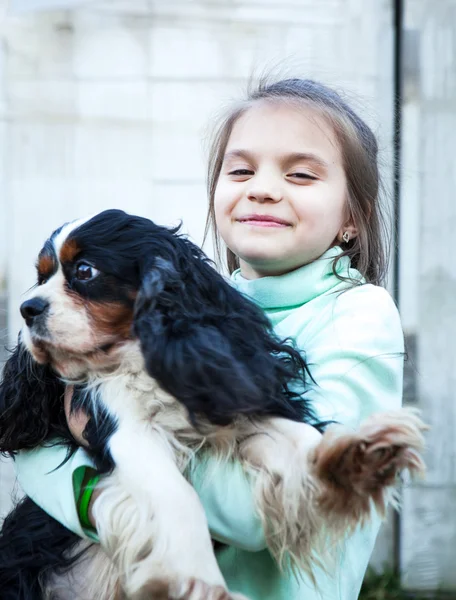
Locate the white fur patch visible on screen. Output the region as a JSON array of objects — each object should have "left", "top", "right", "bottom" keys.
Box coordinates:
[{"left": 52, "top": 215, "right": 94, "bottom": 251}]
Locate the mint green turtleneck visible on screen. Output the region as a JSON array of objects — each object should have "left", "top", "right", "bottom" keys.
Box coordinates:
[
  {"left": 231, "top": 246, "right": 363, "bottom": 324},
  {"left": 14, "top": 247, "right": 404, "bottom": 600}
]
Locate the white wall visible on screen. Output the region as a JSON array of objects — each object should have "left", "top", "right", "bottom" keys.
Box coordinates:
[{"left": 400, "top": 0, "right": 456, "bottom": 592}]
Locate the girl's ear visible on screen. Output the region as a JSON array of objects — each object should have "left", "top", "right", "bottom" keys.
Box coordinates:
[
  {"left": 338, "top": 217, "right": 358, "bottom": 243},
  {"left": 0, "top": 343, "right": 67, "bottom": 453}
]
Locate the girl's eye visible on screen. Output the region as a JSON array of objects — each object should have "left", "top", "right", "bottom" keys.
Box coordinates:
[
  {"left": 75, "top": 263, "right": 100, "bottom": 281},
  {"left": 289, "top": 172, "right": 317, "bottom": 180},
  {"left": 228, "top": 169, "right": 254, "bottom": 176}
]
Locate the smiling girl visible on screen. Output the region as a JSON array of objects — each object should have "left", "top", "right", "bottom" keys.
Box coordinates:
[{"left": 12, "top": 77, "right": 407, "bottom": 600}]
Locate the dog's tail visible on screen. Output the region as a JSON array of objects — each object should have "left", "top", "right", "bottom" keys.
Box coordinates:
[{"left": 0, "top": 496, "right": 85, "bottom": 600}]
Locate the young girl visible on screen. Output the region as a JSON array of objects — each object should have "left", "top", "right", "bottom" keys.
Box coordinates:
[{"left": 13, "top": 77, "right": 405, "bottom": 600}]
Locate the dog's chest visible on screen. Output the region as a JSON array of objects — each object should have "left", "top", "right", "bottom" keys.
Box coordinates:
[{"left": 97, "top": 370, "right": 191, "bottom": 433}]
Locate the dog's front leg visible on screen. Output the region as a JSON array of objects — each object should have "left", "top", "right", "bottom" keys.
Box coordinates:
[
  {"left": 239, "top": 418, "right": 325, "bottom": 577},
  {"left": 93, "top": 423, "right": 240, "bottom": 600},
  {"left": 240, "top": 411, "right": 427, "bottom": 579}
]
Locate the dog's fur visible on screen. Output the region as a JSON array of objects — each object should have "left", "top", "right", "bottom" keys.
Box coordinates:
[{"left": 0, "top": 210, "right": 427, "bottom": 600}]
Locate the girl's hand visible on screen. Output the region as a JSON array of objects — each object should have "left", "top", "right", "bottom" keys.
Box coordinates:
[{"left": 63, "top": 385, "right": 90, "bottom": 447}]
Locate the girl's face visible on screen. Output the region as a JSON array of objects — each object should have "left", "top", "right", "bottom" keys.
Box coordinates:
[{"left": 214, "top": 102, "right": 356, "bottom": 279}]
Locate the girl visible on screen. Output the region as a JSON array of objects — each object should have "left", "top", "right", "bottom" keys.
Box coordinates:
[{"left": 13, "top": 77, "right": 405, "bottom": 600}]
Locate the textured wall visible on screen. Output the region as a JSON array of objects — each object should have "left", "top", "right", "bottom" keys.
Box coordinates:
[
  {"left": 400, "top": 0, "right": 456, "bottom": 592},
  {"left": 0, "top": 292, "right": 16, "bottom": 518}
]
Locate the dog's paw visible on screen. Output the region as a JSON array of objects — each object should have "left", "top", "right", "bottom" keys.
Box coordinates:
[
  {"left": 311, "top": 407, "right": 428, "bottom": 530},
  {"left": 132, "top": 577, "right": 248, "bottom": 600}
]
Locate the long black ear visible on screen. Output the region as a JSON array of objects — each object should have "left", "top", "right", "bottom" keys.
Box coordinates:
[
  {"left": 0, "top": 343, "right": 68, "bottom": 454},
  {"left": 134, "top": 251, "right": 319, "bottom": 428}
]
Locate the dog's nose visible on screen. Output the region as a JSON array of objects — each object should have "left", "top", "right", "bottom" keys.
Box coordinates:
[{"left": 20, "top": 298, "right": 49, "bottom": 325}]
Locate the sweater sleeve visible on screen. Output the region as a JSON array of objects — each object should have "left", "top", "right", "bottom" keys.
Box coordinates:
[
  {"left": 14, "top": 444, "right": 97, "bottom": 540},
  {"left": 302, "top": 284, "right": 404, "bottom": 427}
]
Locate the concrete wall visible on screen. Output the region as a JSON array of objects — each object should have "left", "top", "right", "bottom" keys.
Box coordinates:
[
  {"left": 0, "top": 292, "right": 16, "bottom": 518},
  {"left": 400, "top": 0, "right": 456, "bottom": 592}
]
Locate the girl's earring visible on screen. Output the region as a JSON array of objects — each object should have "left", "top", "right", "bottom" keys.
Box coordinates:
[{"left": 342, "top": 231, "right": 350, "bottom": 244}]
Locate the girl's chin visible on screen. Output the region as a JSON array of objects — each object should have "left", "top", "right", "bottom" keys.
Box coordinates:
[
  {"left": 239, "top": 251, "right": 289, "bottom": 264},
  {"left": 238, "top": 256, "right": 300, "bottom": 278}
]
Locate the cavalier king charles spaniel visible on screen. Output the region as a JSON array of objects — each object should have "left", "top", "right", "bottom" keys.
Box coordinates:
[{"left": 0, "top": 210, "right": 426, "bottom": 600}]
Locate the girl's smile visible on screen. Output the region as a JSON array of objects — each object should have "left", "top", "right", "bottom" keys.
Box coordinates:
[{"left": 237, "top": 214, "right": 292, "bottom": 228}]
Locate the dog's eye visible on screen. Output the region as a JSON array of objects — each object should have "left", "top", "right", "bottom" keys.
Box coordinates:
[{"left": 75, "top": 263, "right": 99, "bottom": 281}]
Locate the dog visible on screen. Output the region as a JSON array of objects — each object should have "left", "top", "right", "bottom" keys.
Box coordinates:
[{"left": 0, "top": 209, "right": 426, "bottom": 600}]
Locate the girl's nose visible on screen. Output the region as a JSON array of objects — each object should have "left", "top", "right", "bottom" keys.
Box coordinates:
[{"left": 246, "top": 186, "right": 283, "bottom": 203}]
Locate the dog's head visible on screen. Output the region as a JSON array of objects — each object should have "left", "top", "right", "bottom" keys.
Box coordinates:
[
  {"left": 20, "top": 209, "right": 179, "bottom": 379},
  {"left": 2, "top": 209, "right": 190, "bottom": 450}
]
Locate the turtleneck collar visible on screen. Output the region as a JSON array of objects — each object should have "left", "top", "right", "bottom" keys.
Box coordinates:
[{"left": 230, "top": 246, "right": 364, "bottom": 312}]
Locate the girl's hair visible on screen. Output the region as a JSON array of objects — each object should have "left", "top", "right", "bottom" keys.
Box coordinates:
[{"left": 204, "top": 77, "right": 390, "bottom": 286}]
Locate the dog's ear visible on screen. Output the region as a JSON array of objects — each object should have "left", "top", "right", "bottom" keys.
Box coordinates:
[
  {"left": 133, "top": 253, "right": 313, "bottom": 427},
  {"left": 134, "top": 257, "right": 252, "bottom": 426},
  {"left": 134, "top": 257, "right": 184, "bottom": 317},
  {"left": 0, "top": 343, "right": 68, "bottom": 453}
]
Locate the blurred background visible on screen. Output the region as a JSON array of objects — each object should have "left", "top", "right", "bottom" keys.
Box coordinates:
[{"left": 0, "top": 0, "right": 454, "bottom": 597}]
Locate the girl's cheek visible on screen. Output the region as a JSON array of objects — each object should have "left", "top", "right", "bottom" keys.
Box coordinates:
[
  {"left": 215, "top": 187, "right": 236, "bottom": 214},
  {"left": 213, "top": 188, "right": 223, "bottom": 213},
  {"left": 213, "top": 196, "right": 226, "bottom": 227}
]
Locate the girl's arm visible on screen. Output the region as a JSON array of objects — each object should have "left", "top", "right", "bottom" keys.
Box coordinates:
[
  {"left": 302, "top": 284, "right": 405, "bottom": 428},
  {"left": 13, "top": 445, "right": 267, "bottom": 550},
  {"left": 14, "top": 444, "right": 97, "bottom": 540},
  {"left": 13, "top": 283, "right": 404, "bottom": 551}
]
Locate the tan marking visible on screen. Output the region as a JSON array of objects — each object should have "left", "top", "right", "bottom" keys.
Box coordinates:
[
  {"left": 37, "top": 253, "right": 56, "bottom": 279},
  {"left": 88, "top": 301, "right": 134, "bottom": 340},
  {"left": 59, "top": 237, "right": 80, "bottom": 263}
]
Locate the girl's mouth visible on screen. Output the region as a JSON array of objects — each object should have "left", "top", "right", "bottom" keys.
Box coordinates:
[{"left": 238, "top": 214, "right": 291, "bottom": 228}]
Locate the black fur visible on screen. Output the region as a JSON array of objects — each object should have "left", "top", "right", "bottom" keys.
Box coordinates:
[
  {"left": 0, "top": 343, "right": 72, "bottom": 453},
  {"left": 0, "top": 497, "right": 84, "bottom": 600},
  {"left": 72, "top": 385, "right": 118, "bottom": 474}
]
